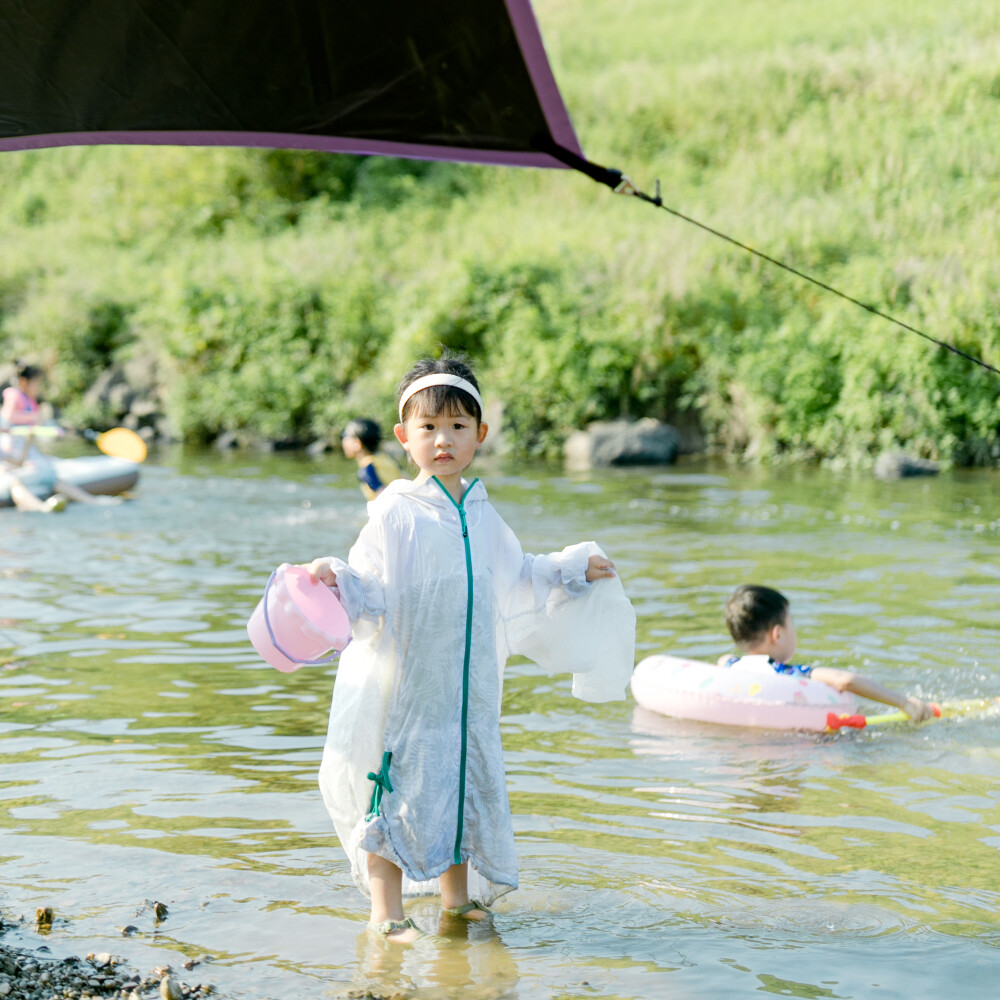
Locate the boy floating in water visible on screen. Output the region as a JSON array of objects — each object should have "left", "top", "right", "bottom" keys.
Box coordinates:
[{"left": 721, "top": 584, "right": 935, "bottom": 721}]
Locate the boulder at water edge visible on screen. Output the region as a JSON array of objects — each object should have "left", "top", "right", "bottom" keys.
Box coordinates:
[
  {"left": 564, "top": 418, "right": 680, "bottom": 469},
  {"left": 874, "top": 451, "right": 940, "bottom": 480}
]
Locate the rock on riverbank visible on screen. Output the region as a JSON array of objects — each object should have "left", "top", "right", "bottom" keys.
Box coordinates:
[{"left": 0, "top": 938, "right": 214, "bottom": 1000}]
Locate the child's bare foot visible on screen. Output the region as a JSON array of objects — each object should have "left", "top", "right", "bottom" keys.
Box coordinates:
[{"left": 442, "top": 900, "right": 490, "bottom": 921}]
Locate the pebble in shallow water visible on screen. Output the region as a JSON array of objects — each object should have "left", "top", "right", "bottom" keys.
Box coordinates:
[{"left": 0, "top": 943, "right": 216, "bottom": 1000}]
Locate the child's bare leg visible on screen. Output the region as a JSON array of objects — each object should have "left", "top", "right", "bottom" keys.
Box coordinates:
[
  {"left": 439, "top": 862, "right": 489, "bottom": 920},
  {"left": 367, "top": 853, "right": 421, "bottom": 942},
  {"left": 55, "top": 479, "right": 121, "bottom": 505},
  {"left": 8, "top": 477, "right": 47, "bottom": 512}
]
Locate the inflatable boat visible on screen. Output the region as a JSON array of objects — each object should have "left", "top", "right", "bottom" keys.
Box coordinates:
[
  {"left": 0, "top": 455, "right": 139, "bottom": 507},
  {"left": 630, "top": 654, "right": 857, "bottom": 732}
]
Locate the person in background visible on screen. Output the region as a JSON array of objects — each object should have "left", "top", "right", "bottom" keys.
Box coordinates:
[
  {"left": 720, "top": 584, "right": 935, "bottom": 721},
  {"left": 341, "top": 417, "right": 405, "bottom": 500},
  {"left": 1, "top": 362, "right": 44, "bottom": 455},
  {"left": 1, "top": 363, "right": 65, "bottom": 512},
  {"left": 0, "top": 362, "right": 113, "bottom": 511}
]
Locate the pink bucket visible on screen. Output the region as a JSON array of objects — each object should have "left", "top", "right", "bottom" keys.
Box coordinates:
[{"left": 247, "top": 564, "right": 351, "bottom": 672}]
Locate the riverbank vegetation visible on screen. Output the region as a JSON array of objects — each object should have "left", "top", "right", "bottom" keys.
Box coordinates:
[{"left": 1, "top": 0, "right": 999, "bottom": 464}]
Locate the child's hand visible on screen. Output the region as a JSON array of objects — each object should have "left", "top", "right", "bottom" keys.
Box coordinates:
[
  {"left": 585, "top": 555, "right": 616, "bottom": 582},
  {"left": 303, "top": 558, "right": 338, "bottom": 587},
  {"left": 903, "top": 697, "right": 935, "bottom": 722}
]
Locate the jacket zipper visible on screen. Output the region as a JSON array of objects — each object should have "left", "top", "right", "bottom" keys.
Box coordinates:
[{"left": 432, "top": 475, "right": 478, "bottom": 865}]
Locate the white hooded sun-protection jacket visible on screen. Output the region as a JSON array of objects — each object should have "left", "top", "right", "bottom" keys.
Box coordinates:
[{"left": 318, "top": 475, "right": 635, "bottom": 904}]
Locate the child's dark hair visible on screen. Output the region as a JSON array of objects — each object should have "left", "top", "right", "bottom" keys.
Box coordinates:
[
  {"left": 397, "top": 355, "right": 482, "bottom": 424},
  {"left": 342, "top": 418, "right": 381, "bottom": 453},
  {"left": 725, "top": 585, "right": 789, "bottom": 648},
  {"left": 16, "top": 362, "right": 42, "bottom": 382}
]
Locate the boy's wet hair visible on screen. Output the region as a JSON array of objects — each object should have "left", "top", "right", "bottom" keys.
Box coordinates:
[
  {"left": 396, "top": 354, "right": 483, "bottom": 424},
  {"left": 342, "top": 418, "right": 381, "bottom": 453},
  {"left": 725, "top": 584, "right": 789, "bottom": 647}
]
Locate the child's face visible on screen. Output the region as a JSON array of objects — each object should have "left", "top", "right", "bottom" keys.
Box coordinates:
[
  {"left": 393, "top": 403, "right": 487, "bottom": 479},
  {"left": 341, "top": 434, "right": 362, "bottom": 459},
  {"left": 771, "top": 612, "right": 798, "bottom": 663}
]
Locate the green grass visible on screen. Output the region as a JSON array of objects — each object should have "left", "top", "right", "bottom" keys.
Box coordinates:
[{"left": 1, "top": 0, "right": 999, "bottom": 463}]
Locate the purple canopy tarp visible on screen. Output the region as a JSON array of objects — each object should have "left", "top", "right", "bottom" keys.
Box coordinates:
[{"left": 0, "top": 0, "right": 582, "bottom": 169}]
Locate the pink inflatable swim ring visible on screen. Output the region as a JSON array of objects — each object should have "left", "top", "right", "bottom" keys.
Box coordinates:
[{"left": 630, "top": 654, "right": 857, "bottom": 732}]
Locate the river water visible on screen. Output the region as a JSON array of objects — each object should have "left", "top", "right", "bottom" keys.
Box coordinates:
[{"left": 1, "top": 449, "right": 998, "bottom": 998}]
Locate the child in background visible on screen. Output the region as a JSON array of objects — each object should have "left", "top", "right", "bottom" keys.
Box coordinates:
[
  {"left": 0, "top": 362, "right": 115, "bottom": 511},
  {"left": 721, "top": 584, "right": 934, "bottom": 721},
  {"left": 304, "top": 356, "right": 635, "bottom": 942},
  {"left": 341, "top": 417, "right": 405, "bottom": 500},
  {"left": 1, "top": 363, "right": 44, "bottom": 458},
  {"left": 0, "top": 363, "right": 66, "bottom": 512},
  {"left": 1, "top": 363, "right": 43, "bottom": 420}
]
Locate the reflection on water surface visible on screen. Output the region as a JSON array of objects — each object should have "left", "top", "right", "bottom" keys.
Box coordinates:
[{"left": 1, "top": 451, "right": 998, "bottom": 997}]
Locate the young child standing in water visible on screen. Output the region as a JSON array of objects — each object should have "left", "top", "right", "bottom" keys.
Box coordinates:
[
  {"left": 304, "top": 356, "right": 635, "bottom": 942},
  {"left": 721, "top": 584, "right": 934, "bottom": 721}
]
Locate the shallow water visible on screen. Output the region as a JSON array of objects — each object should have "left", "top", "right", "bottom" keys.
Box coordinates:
[{"left": 1, "top": 449, "right": 999, "bottom": 998}]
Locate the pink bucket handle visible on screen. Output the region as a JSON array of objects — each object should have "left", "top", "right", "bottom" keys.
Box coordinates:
[{"left": 262, "top": 569, "right": 343, "bottom": 666}]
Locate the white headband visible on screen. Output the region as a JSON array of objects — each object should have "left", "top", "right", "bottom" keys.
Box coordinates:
[{"left": 398, "top": 374, "right": 484, "bottom": 421}]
